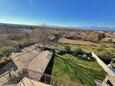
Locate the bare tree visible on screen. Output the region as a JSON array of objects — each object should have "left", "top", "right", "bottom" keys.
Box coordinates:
[
  {"left": 38, "top": 28, "right": 49, "bottom": 47},
  {"left": 30, "top": 28, "right": 49, "bottom": 47},
  {"left": 86, "top": 31, "right": 99, "bottom": 42}
]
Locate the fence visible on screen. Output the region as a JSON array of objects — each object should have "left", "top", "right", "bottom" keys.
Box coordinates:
[{"left": 0, "top": 69, "right": 83, "bottom": 86}]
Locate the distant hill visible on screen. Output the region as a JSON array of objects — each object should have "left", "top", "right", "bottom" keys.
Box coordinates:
[
  {"left": 0, "top": 23, "right": 114, "bottom": 32},
  {"left": 0, "top": 23, "right": 80, "bottom": 33},
  {"left": 0, "top": 23, "right": 33, "bottom": 30},
  {"left": 79, "top": 26, "right": 115, "bottom": 32}
]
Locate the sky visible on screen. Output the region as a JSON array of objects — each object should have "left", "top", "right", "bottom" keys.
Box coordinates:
[{"left": 0, "top": 0, "right": 115, "bottom": 27}]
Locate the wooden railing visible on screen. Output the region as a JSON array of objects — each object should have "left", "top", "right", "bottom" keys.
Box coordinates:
[
  {"left": 22, "top": 69, "right": 84, "bottom": 86},
  {"left": 1, "top": 69, "right": 83, "bottom": 86},
  {"left": 92, "top": 52, "right": 114, "bottom": 76},
  {"left": 92, "top": 52, "right": 115, "bottom": 86}
]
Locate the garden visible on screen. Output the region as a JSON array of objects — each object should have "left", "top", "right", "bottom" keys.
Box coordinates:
[{"left": 46, "top": 44, "right": 107, "bottom": 86}]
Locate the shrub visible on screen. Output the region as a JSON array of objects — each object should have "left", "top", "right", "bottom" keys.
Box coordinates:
[
  {"left": 75, "top": 48, "right": 84, "bottom": 54},
  {"left": 98, "top": 51, "right": 114, "bottom": 64},
  {"left": 108, "top": 39, "right": 113, "bottom": 43},
  {"left": 0, "top": 46, "right": 15, "bottom": 57},
  {"left": 111, "top": 42, "right": 115, "bottom": 48},
  {"left": 98, "top": 33, "right": 105, "bottom": 41},
  {"left": 64, "top": 45, "right": 71, "bottom": 52},
  {"left": 96, "top": 45, "right": 105, "bottom": 51}
]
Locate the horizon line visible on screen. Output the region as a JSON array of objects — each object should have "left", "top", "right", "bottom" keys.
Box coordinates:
[{"left": 0, "top": 22, "right": 115, "bottom": 29}]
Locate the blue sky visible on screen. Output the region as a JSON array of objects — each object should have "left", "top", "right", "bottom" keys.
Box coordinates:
[{"left": 0, "top": 0, "right": 115, "bottom": 27}]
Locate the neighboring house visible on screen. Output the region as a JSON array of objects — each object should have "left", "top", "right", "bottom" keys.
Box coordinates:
[
  {"left": 48, "top": 35, "right": 56, "bottom": 42},
  {"left": 106, "top": 32, "right": 115, "bottom": 38},
  {"left": 18, "top": 28, "right": 33, "bottom": 33},
  {"left": 98, "top": 30, "right": 104, "bottom": 33},
  {"left": 64, "top": 32, "right": 76, "bottom": 39}
]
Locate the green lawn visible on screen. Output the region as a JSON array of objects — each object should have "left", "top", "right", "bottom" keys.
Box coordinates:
[
  {"left": 45, "top": 43, "right": 109, "bottom": 86},
  {"left": 50, "top": 53, "right": 106, "bottom": 86}
]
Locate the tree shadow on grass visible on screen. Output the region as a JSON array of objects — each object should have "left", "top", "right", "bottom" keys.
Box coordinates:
[
  {"left": 45, "top": 54, "right": 55, "bottom": 75},
  {"left": 40, "top": 54, "right": 55, "bottom": 84}
]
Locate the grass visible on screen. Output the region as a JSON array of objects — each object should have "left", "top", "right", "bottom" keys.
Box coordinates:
[
  {"left": 50, "top": 53, "right": 106, "bottom": 86},
  {"left": 112, "top": 63, "right": 115, "bottom": 67},
  {"left": 45, "top": 43, "right": 112, "bottom": 86}
]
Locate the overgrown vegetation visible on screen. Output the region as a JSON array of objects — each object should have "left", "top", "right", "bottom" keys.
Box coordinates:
[
  {"left": 98, "top": 33, "right": 105, "bottom": 41},
  {"left": 59, "top": 43, "right": 115, "bottom": 64},
  {"left": 0, "top": 46, "right": 15, "bottom": 57},
  {"left": 0, "top": 46, "right": 14, "bottom": 68}
]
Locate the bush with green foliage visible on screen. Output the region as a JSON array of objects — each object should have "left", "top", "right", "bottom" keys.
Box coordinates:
[
  {"left": 96, "top": 45, "right": 105, "bottom": 51},
  {"left": 98, "top": 51, "right": 114, "bottom": 63},
  {"left": 75, "top": 48, "right": 84, "bottom": 54},
  {"left": 0, "top": 46, "right": 15, "bottom": 57},
  {"left": 98, "top": 33, "right": 105, "bottom": 41},
  {"left": 64, "top": 45, "right": 71, "bottom": 52}
]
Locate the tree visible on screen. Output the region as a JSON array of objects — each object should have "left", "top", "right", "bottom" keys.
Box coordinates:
[
  {"left": 98, "top": 33, "right": 105, "bottom": 41},
  {"left": 31, "top": 28, "right": 49, "bottom": 47},
  {"left": 53, "top": 30, "right": 61, "bottom": 40},
  {"left": 39, "top": 29, "right": 49, "bottom": 47},
  {"left": 87, "top": 31, "right": 99, "bottom": 42}
]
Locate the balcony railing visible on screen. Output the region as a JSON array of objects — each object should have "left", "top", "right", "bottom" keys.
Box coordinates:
[
  {"left": 22, "top": 69, "right": 84, "bottom": 86},
  {"left": 0, "top": 69, "right": 83, "bottom": 86}
]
